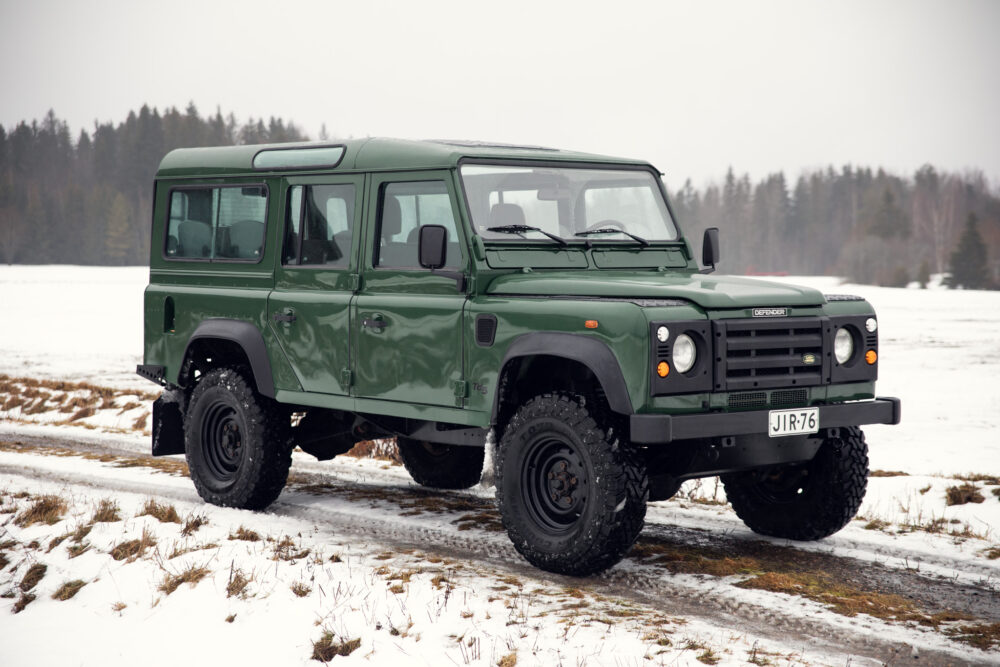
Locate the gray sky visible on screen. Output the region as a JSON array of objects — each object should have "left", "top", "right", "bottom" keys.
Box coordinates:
[{"left": 2, "top": 0, "right": 998, "bottom": 188}]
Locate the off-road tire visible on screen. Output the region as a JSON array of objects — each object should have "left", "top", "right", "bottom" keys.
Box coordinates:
[
  {"left": 396, "top": 438, "right": 485, "bottom": 490},
  {"left": 721, "top": 427, "right": 869, "bottom": 540},
  {"left": 496, "top": 393, "right": 647, "bottom": 576},
  {"left": 184, "top": 366, "right": 292, "bottom": 510}
]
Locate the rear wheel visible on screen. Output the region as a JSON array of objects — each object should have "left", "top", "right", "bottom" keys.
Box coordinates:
[
  {"left": 496, "top": 393, "right": 647, "bottom": 576},
  {"left": 397, "top": 438, "right": 485, "bottom": 490},
  {"left": 184, "top": 366, "right": 292, "bottom": 510},
  {"left": 722, "top": 427, "right": 869, "bottom": 540}
]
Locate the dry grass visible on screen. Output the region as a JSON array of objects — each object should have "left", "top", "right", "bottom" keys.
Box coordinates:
[
  {"left": 14, "top": 495, "right": 68, "bottom": 527},
  {"left": 944, "top": 622, "right": 1000, "bottom": 650},
  {"left": 227, "top": 569, "right": 250, "bottom": 599},
  {"left": 311, "top": 632, "right": 361, "bottom": 662},
  {"left": 291, "top": 582, "right": 312, "bottom": 597},
  {"left": 273, "top": 536, "right": 310, "bottom": 561},
  {"left": 110, "top": 527, "right": 157, "bottom": 561},
  {"left": 696, "top": 648, "right": 721, "bottom": 665},
  {"left": 181, "top": 515, "right": 207, "bottom": 536},
  {"left": 13, "top": 593, "right": 36, "bottom": 613},
  {"left": 138, "top": 499, "right": 181, "bottom": 523},
  {"left": 19, "top": 563, "right": 47, "bottom": 592},
  {"left": 869, "top": 469, "right": 909, "bottom": 477},
  {"left": 69, "top": 406, "right": 96, "bottom": 421},
  {"left": 91, "top": 499, "right": 121, "bottom": 523},
  {"left": 946, "top": 484, "right": 985, "bottom": 506},
  {"left": 630, "top": 540, "right": 759, "bottom": 577},
  {"left": 955, "top": 473, "right": 1000, "bottom": 485},
  {"left": 229, "top": 526, "right": 261, "bottom": 542},
  {"left": 341, "top": 438, "right": 401, "bottom": 463},
  {"left": 67, "top": 543, "right": 92, "bottom": 559},
  {"left": 160, "top": 564, "right": 211, "bottom": 595},
  {"left": 864, "top": 518, "right": 891, "bottom": 531},
  {"left": 52, "top": 579, "right": 87, "bottom": 601},
  {"left": 112, "top": 601, "right": 127, "bottom": 613},
  {"left": 497, "top": 653, "right": 517, "bottom": 667},
  {"left": 0, "top": 552, "right": 9, "bottom": 571}
]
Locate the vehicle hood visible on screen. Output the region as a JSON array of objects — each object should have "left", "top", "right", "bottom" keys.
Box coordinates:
[{"left": 484, "top": 272, "right": 825, "bottom": 309}]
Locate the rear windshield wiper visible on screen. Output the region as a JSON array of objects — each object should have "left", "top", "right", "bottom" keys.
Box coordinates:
[
  {"left": 574, "top": 227, "right": 649, "bottom": 247},
  {"left": 486, "top": 225, "right": 568, "bottom": 246}
]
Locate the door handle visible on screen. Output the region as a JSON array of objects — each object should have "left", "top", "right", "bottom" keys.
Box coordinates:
[
  {"left": 273, "top": 309, "right": 297, "bottom": 324},
  {"left": 361, "top": 315, "right": 388, "bottom": 331}
]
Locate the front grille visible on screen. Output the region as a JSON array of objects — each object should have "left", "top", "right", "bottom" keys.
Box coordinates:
[
  {"left": 728, "top": 392, "right": 767, "bottom": 409},
  {"left": 727, "top": 388, "right": 807, "bottom": 410},
  {"left": 771, "top": 388, "right": 807, "bottom": 407},
  {"left": 717, "top": 318, "right": 825, "bottom": 391}
]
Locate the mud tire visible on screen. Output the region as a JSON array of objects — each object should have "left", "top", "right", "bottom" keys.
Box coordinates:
[
  {"left": 184, "top": 366, "right": 292, "bottom": 510},
  {"left": 397, "top": 438, "right": 485, "bottom": 490},
  {"left": 722, "top": 427, "right": 869, "bottom": 540},
  {"left": 496, "top": 393, "right": 647, "bottom": 576}
]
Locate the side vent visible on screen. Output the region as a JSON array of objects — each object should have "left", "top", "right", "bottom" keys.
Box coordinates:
[{"left": 475, "top": 314, "right": 497, "bottom": 347}]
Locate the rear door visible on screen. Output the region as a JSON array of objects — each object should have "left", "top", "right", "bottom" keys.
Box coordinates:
[
  {"left": 267, "top": 174, "right": 364, "bottom": 395},
  {"left": 353, "top": 171, "right": 468, "bottom": 407}
]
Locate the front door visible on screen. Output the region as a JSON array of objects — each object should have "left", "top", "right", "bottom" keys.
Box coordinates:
[
  {"left": 353, "top": 172, "right": 468, "bottom": 407},
  {"left": 268, "top": 175, "right": 364, "bottom": 395}
]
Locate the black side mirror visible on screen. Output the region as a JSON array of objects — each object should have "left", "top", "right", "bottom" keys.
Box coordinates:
[
  {"left": 701, "top": 227, "right": 719, "bottom": 273},
  {"left": 418, "top": 224, "right": 448, "bottom": 270}
]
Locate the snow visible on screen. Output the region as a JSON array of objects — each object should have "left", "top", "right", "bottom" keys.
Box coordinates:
[{"left": 2, "top": 265, "right": 1000, "bottom": 665}]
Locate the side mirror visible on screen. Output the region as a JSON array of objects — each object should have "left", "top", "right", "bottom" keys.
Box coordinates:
[
  {"left": 418, "top": 224, "right": 448, "bottom": 270},
  {"left": 701, "top": 227, "right": 720, "bottom": 273}
]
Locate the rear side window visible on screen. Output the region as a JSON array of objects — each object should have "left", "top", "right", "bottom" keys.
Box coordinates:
[
  {"left": 283, "top": 184, "right": 356, "bottom": 267},
  {"left": 165, "top": 185, "right": 268, "bottom": 261}
]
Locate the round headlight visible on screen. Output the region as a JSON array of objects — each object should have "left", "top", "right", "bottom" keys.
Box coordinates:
[
  {"left": 673, "top": 333, "right": 697, "bottom": 374},
  {"left": 865, "top": 317, "right": 877, "bottom": 333},
  {"left": 656, "top": 326, "right": 670, "bottom": 343},
  {"left": 834, "top": 328, "right": 854, "bottom": 364}
]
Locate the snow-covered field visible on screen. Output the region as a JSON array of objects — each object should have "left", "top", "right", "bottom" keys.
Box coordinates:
[{"left": 1, "top": 265, "right": 999, "bottom": 666}]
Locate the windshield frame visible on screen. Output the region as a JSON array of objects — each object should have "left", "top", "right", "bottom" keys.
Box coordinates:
[{"left": 456, "top": 158, "right": 684, "bottom": 246}]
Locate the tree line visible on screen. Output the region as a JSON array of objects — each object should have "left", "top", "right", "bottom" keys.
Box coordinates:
[
  {"left": 670, "top": 166, "right": 999, "bottom": 289},
  {"left": 1, "top": 105, "right": 997, "bottom": 288},
  {"left": 0, "top": 105, "right": 306, "bottom": 265}
]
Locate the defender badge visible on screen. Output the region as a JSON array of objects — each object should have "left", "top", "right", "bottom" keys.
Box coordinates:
[
  {"left": 752, "top": 307, "right": 787, "bottom": 318},
  {"left": 801, "top": 353, "right": 817, "bottom": 365}
]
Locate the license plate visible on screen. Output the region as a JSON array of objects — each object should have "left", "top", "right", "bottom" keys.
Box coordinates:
[{"left": 768, "top": 407, "right": 819, "bottom": 437}]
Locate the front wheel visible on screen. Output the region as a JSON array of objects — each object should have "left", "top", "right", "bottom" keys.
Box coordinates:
[
  {"left": 396, "top": 438, "right": 485, "bottom": 490},
  {"left": 722, "top": 426, "right": 869, "bottom": 540},
  {"left": 184, "top": 366, "right": 292, "bottom": 510},
  {"left": 496, "top": 393, "right": 647, "bottom": 576}
]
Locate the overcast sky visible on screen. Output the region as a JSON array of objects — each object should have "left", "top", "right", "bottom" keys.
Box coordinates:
[{"left": 2, "top": 0, "right": 997, "bottom": 188}]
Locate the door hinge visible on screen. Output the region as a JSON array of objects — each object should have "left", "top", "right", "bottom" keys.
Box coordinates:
[
  {"left": 348, "top": 274, "right": 360, "bottom": 291},
  {"left": 341, "top": 369, "right": 353, "bottom": 388},
  {"left": 453, "top": 381, "right": 467, "bottom": 404}
]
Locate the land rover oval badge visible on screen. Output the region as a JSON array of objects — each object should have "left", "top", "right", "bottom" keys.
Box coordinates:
[
  {"left": 802, "top": 352, "right": 817, "bottom": 365},
  {"left": 752, "top": 307, "right": 788, "bottom": 317}
]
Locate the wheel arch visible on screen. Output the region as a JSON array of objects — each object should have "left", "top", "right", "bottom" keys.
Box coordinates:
[
  {"left": 180, "top": 319, "right": 275, "bottom": 397},
  {"left": 491, "top": 333, "right": 634, "bottom": 426}
]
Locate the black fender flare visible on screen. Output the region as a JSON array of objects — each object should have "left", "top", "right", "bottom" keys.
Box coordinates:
[
  {"left": 182, "top": 319, "right": 275, "bottom": 397},
  {"left": 492, "top": 332, "right": 634, "bottom": 421}
]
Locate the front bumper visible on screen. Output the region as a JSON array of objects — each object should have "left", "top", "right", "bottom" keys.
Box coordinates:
[{"left": 630, "top": 396, "right": 901, "bottom": 444}]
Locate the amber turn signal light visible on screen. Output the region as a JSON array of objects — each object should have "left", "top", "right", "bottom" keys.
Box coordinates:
[
  {"left": 584, "top": 320, "right": 599, "bottom": 329},
  {"left": 865, "top": 350, "right": 877, "bottom": 365},
  {"left": 656, "top": 361, "right": 670, "bottom": 377}
]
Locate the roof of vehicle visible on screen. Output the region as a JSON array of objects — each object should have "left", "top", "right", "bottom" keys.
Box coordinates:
[{"left": 156, "top": 137, "right": 655, "bottom": 178}]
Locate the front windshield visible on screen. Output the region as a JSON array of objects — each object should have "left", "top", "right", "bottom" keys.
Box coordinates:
[{"left": 460, "top": 164, "right": 679, "bottom": 243}]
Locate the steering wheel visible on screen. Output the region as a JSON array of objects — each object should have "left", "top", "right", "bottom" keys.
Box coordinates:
[{"left": 586, "top": 219, "right": 627, "bottom": 232}]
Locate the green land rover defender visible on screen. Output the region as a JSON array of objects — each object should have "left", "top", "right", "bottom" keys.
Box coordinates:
[{"left": 138, "top": 139, "right": 900, "bottom": 575}]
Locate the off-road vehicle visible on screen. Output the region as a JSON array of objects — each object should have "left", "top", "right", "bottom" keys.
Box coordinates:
[{"left": 138, "top": 139, "right": 900, "bottom": 575}]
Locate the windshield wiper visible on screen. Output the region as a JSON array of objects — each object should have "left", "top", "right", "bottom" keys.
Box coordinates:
[
  {"left": 574, "top": 228, "right": 649, "bottom": 247},
  {"left": 486, "top": 225, "right": 568, "bottom": 246}
]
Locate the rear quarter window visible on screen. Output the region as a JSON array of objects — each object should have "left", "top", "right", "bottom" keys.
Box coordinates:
[{"left": 165, "top": 185, "right": 268, "bottom": 262}]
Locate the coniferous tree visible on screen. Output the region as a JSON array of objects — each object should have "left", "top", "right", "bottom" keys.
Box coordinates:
[{"left": 947, "top": 213, "right": 991, "bottom": 289}]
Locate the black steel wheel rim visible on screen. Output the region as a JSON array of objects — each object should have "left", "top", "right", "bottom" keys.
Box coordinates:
[
  {"left": 200, "top": 401, "right": 244, "bottom": 483},
  {"left": 521, "top": 433, "right": 588, "bottom": 533},
  {"left": 751, "top": 464, "right": 811, "bottom": 504}
]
